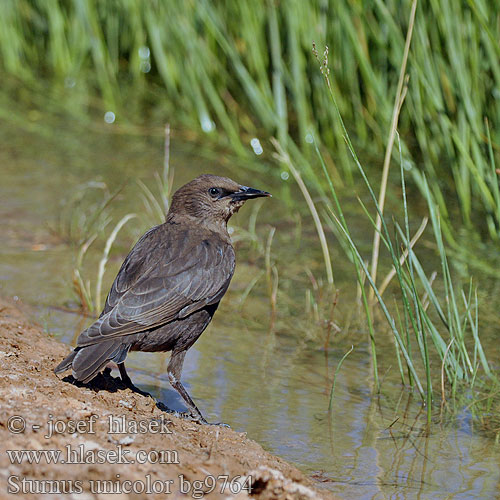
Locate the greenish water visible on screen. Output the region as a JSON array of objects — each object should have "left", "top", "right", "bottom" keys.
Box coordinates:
[{"left": 1, "top": 113, "right": 500, "bottom": 499}]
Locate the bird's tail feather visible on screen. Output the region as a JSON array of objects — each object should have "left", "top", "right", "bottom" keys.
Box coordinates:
[
  {"left": 54, "top": 350, "right": 78, "bottom": 374},
  {"left": 113, "top": 343, "right": 131, "bottom": 364},
  {"left": 54, "top": 340, "right": 127, "bottom": 384}
]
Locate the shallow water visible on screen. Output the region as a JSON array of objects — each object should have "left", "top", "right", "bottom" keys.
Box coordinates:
[{"left": 1, "top": 112, "right": 499, "bottom": 499}]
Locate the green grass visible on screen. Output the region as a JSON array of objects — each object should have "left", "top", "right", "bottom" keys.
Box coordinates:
[
  {"left": 0, "top": 0, "right": 498, "bottom": 245},
  {"left": 273, "top": 42, "right": 498, "bottom": 428}
]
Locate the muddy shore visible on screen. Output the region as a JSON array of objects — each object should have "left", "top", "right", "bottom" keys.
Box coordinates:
[{"left": 0, "top": 298, "right": 338, "bottom": 500}]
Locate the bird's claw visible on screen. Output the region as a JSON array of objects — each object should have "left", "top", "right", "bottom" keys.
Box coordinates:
[
  {"left": 195, "top": 418, "right": 230, "bottom": 428},
  {"left": 209, "top": 421, "right": 231, "bottom": 428},
  {"left": 189, "top": 412, "right": 230, "bottom": 427}
]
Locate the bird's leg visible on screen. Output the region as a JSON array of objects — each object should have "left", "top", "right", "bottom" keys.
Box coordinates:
[
  {"left": 118, "top": 362, "right": 150, "bottom": 397},
  {"left": 168, "top": 373, "right": 208, "bottom": 423},
  {"left": 167, "top": 351, "right": 207, "bottom": 423},
  {"left": 167, "top": 351, "right": 228, "bottom": 426},
  {"left": 118, "top": 363, "right": 133, "bottom": 386}
]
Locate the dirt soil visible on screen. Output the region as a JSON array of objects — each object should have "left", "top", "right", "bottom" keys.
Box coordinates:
[{"left": 0, "top": 298, "right": 339, "bottom": 500}]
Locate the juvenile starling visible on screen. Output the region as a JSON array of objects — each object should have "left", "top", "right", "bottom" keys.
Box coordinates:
[{"left": 55, "top": 174, "right": 271, "bottom": 424}]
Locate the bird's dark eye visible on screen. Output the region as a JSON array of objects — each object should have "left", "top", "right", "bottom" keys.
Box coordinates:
[{"left": 208, "top": 187, "right": 221, "bottom": 198}]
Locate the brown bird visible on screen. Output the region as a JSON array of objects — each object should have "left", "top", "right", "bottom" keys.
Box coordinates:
[{"left": 55, "top": 174, "right": 270, "bottom": 424}]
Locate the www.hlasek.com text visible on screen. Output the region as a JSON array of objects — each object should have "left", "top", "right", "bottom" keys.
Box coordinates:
[{"left": 7, "top": 444, "right": 178, "bottom": 465}]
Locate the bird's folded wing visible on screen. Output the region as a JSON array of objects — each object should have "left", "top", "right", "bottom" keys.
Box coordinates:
[{"left": 76, "top": 225, "right": 234, "bottom": 346}]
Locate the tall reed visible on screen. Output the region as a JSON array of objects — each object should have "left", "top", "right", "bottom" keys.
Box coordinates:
[
  {"left": 0, "top": 0, "right": 498, "bottom": 245},
  {"left": 274, "top": 43, "right": 496, "bottom": 424}
]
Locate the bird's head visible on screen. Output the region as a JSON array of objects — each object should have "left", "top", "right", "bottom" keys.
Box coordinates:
[{"left": 167, "top": 174, "right": 271, "bottom": 228}]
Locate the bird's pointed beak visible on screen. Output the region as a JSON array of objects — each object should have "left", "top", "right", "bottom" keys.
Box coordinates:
[{"left": 229, "top": 186, "right": 272, "bottom": 201}]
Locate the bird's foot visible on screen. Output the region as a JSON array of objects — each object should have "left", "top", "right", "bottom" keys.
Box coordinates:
[
  {"left": 156, "top": 401, "right": 181, "bottom": 414},
  {"left": 188, "top": 411, "right": 230, "bottom": 428},
  {"left": 156, "top": 403, "right": 230, "bottom": 427},
  {"left": 206, "top": 421, "right": 231, "bottom": 428}
]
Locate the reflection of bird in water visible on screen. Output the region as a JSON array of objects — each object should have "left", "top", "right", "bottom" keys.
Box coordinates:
[{"left": 55, "top": 174, "right": 270, "bottom": 424}]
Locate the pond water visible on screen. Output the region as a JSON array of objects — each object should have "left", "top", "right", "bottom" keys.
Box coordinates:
[{"left": 1, "top": 110, "right": 499, "bottom": 499}]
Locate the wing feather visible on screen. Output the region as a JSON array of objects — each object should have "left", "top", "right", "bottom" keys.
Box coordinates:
[{"left": 77, "top": 224, "right": 235, "bottom": 346}]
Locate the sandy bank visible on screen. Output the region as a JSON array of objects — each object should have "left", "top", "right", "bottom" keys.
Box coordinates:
[{"left": 0, "top": 299, "right": 338, "bottom": 500}]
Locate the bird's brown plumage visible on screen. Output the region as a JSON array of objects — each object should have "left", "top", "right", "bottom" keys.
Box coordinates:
[{"left": 54, "top": 174, "right": 270, "bottom": 424}]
